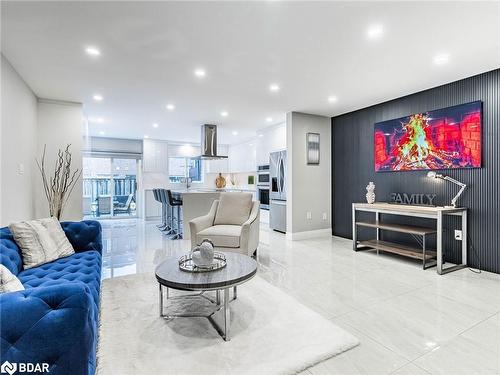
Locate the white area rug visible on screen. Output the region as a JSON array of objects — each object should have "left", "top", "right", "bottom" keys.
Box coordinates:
[{"left": 97, "top": 273, "right": 359, "bottom": 375}]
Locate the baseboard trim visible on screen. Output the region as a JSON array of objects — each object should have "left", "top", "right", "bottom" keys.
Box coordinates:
[{"left": 286, "top": 228, "right": 332, "bottom": 241}]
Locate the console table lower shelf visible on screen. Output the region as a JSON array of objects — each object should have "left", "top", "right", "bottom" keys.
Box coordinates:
[{"left": 358, "top": 239, "right": 437, "bottom": 266}]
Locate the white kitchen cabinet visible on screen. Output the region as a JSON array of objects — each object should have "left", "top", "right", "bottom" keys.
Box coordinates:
[
  {"left": 144, "top": 189, "right": 161, "bottom": 219},
  {"left": 246, "top": 142, "right": 257, "bottom": 171},
  {"left": 228, "top": 140, "right": 256, "bottom": 172},
  {"left": 256, "top": 123, "right": 286, "bottom": 165},
  {"left": 255, "top": 141, "right": 269, "bottom": 166},
  {"left": 143, "top": 139, "right": 168, "bottom": 172},
  {"left": 228, "top": 144, "right": 240, "bottom": 172},
  {"left": 205, "top": 144, "right": 229, "bottom": 174}
]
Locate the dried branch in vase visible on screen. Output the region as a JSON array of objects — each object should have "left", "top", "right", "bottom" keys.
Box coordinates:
[{"left": 36, "top": 144, "right": 82, "bottom": 220}]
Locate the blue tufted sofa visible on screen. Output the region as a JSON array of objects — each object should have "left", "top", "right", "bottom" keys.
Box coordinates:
[{"left": 0, "top": 220, "right": 102, "bottom": 375}]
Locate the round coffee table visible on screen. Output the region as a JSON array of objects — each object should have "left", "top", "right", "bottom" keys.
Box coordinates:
[{"left": 155, "top": 252, "right": 257, "bottom": 341}]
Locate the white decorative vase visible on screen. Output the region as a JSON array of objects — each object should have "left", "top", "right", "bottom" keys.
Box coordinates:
[
  {"left": 191, "top": 239, "right": 214, "bottom": 268},
  {"left": 366, "top": 182, "right": 376, "bottom": 204}
]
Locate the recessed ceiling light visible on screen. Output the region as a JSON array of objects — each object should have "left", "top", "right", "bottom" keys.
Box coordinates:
[
  {"left": 434, "top": 53, "right": 450, "bottom": 65},
  {"left": 328, "top": 96, "right": 338, "bottom": 103},
  {"left": 194, "top": 69, "right": 206, "bottom": 78},
  {"left": 258, "top": 134, "right": 264, "bottom": 137},
  {"left": 85, "top": 46, "right": 100, "bottom": 56},
  {"left": 367, "top": 24, "right": 384, "bottom": 40},
  {"left": 249, "top": 143, "right": 253, "bottom": 147},
  {"left": 166, "top": 104, "right": 175, "bottom": 111},
  {"left": 144, "top": 135, "right": 149, "bottom": 139},
  {"left": 99, "top": 131, "right": 105, "bottom": 136},
  {"left": 269, "top": 84, "right": 280, "bottom": 92},
  {"left": 220, "top": 111, "right": 228, "bottom": 117},
  {"left": 232, "top": 131, "right": 238, "bottom": 136},
  {"left": 93, "top": 94, "right": 103, "bottom": 102},
  {"left": 152, "top": 123, "right": 159, "bottom": 128},
  {"left": 266, "top": 117, "right": 273, "bottom": 122}
]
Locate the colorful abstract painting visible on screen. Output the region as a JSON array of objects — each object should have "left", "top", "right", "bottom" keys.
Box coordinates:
[{"left": 374, "top": 101, "right": 482, "bottom": 172}]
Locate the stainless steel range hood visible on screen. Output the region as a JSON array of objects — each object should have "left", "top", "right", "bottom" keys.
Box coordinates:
[{"left": 197, "top": 124, "right": 228, "bottom": 159}]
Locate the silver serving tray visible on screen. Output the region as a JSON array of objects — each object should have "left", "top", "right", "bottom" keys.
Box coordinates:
[{"left": 178, "top": 251, "right": 227, "bottom": 273}]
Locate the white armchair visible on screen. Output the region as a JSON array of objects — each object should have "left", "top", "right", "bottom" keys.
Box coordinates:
[{"left": 189, "top": 192, "right": 260, "bottom": 257}]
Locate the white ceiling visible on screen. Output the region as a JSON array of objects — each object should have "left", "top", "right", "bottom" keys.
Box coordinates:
[{"left": 2, "top": 1, "right": 499, "bottom": 144}]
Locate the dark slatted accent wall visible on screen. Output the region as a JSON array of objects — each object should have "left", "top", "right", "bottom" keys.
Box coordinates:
[{"left": 331, "top": 69, "right": 500, "bottom": 274}]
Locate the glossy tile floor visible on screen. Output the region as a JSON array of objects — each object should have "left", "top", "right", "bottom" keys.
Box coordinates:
[{"left": 100, "top": 216, "right": 500, "bottom": 375}]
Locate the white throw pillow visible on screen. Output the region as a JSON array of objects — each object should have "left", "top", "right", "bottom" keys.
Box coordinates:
[
  {"left": 214, "top": 192, "right": 253, "bottom": 226},
  {"left": 9, "top": 217, "right": 75, "bottom": 269},
  {"left": 0, "top": 264, "right": 25, "bottom": 293}
]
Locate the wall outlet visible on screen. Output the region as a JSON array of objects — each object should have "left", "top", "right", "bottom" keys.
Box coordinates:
[
  {"left": 306, "top": 211, "right": 312, "bottom": 220},
  {"left": 454, "top": 230, "right": 463, "bottom": 241},
  {"left": 18, "top": 163, "right": 25, "bottom": 175},
  {"left": 322, "top": 212, "right": 327, "bottom": 220}
]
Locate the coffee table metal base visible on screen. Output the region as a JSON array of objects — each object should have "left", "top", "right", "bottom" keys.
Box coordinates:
[{"left": 159, "top": 284, "right": 237, "bottom": 341}]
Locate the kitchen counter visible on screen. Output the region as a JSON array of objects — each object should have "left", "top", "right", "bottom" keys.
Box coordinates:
[
  {"left": 144, "top": 186, "right": 256, "bottom": 193},
  {"left": 176, "top": 187, "right": 256, "bottom": 193}
]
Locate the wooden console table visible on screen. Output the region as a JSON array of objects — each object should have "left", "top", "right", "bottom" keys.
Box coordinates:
[{"left": 352, "top": 203, "right": 467, "bottom": 275}]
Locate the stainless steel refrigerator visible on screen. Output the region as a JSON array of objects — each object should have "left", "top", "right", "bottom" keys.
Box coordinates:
[{"left": 269, "top": 150, "right": 286, "bottom": 232}]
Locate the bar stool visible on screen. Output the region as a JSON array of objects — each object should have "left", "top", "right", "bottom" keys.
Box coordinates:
[
  {"left": 153, "top": 189, "right": 169, "bottom": 232},
  {"left": 166, "top": 190, "right": 183, "bottom": 240},
  {"left": 157, "top": 189, "right": 174, "bottom": 236},
  {"left": 153, "top": 189, "right": 164, "bottom": 229}
]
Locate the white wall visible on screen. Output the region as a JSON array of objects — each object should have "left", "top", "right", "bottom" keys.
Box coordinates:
[
  {"left": 0, "top": 55, "right": 38, "bottom": 226},
  {"left": 35, "top": 100, "right": 83, "bottom": 221},
  {"left": 286, "top": 112, "right": 331, "bottom": 236}
]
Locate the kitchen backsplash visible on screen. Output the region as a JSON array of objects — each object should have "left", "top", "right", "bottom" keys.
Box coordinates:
[
  {"left": 204, "top": 172, "right": 257, "bottom": 190},
  {"left": 142, "top": 171, "right": 257, "bottom": 191}
]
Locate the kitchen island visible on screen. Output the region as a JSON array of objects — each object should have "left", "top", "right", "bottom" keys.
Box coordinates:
[
  {"left": 144, "top": 187, "right": 257, "bottom": 241},
  {"left": 171, "top": 190, "right": 220, "bottom": 240}
]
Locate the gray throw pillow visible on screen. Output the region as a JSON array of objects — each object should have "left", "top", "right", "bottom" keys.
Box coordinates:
[
  {"left": 9, "top": 217, "right": 75, "bottom": 269},
  {"left": 214, "top": 192, "right": 253, "bottom": 226},
  {"left": 0, "top": 264, "right": 24, "bottom": 293}
]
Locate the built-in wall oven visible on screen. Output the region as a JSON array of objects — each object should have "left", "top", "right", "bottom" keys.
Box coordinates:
[
  {"left": 258, "top": 187, "right": 269, "bottom": 210},
  {"left": 257, "top": 164, "right": 270, "bottom": 185},
  {"left": 257, "top": 164, "right": 270, "bottom": 210}
]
